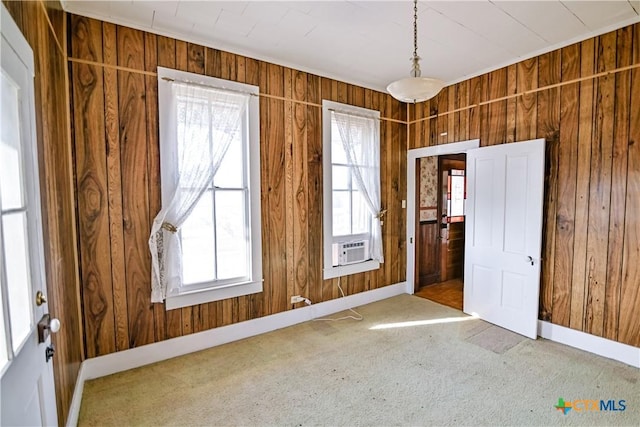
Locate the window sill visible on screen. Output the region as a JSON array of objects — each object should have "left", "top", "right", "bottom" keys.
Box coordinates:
[
  {"left": 165, "top": 280, "right": 262, "bottom": 310},
  {"left": 323, "top": 260, "right": 380, "bottom": 280}
]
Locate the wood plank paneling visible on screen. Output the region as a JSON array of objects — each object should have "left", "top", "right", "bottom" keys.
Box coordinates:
[
  {"left": 537, "top": 50, "right": 561, "bottom": 322},
  {"left": 458, "top": 80, "right": 470, "bottom": 141},
  {"left": 570, "top": 38, "right": 595, "bottom": 330},
  {"left": 551, "top": 43, "right": 580, "bottom": 327},
  {"left": 306, "top": 74, "right": 323, "bottom": 305},
  {"left": 264, "top": 63, "right": 287, "bottom": 315},
  {"left": 117, "top": 26, "right": 155, "bottom": 348},
  {"left": 505, "top": 64, "right": 517, "bottom": 144},
  {"left": 485, "top": 67, "right": 507, "bottom": 146},
  {"left": 292, "top": 71, "right": 309, "bottom": 300},
  {"left": 516, "top": 58, "right": 538, "bottom": 141},
  {"left": 71, "top": 15, "right": 117, "bottom": 358},
  {"left": 436, "top": 87, "right": 449, "bottom": 145},
  {"left": 604, "top": 27, "right": 632, "bottom": 341},
  {"left": 448, "top": 85, "right": 457, "bottom": 143},
  {"left": 102, "top": 22, "right": 129, "bottom": 351},
  {"left": 284, "top": 68, "right": 295, "bottom": 307},
  {"left": 584, "top": 31, "right": 616, "bottom": 338},
  {"left": 617, "top": 24, "right": 640, "bottom": 347},
  {"left": 397, "top": 106, "right": 407, "bottom": 286},
  {"left": 468, "top": 76, "right": 482, "bottom": 140}
]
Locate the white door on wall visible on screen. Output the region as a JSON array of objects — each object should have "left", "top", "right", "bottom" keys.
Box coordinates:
[
  {"left": 1, "top": 4, "right": 59, "bottom": 426},
  {"left": 464, "top": 138, "right": 545, "bottom": 339}
]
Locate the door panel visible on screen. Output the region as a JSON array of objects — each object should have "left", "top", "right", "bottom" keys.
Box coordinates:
[
  {"left": 464, "top": 139, "right": 545, "bottom": 339},
  {"left": 504, "top": 156, "right": 528, "bottom": 254},
  {"left": 417, "top": 221, "right": 440, "bottom": 287},
  {"left": 471, "top": 158, "right": 495, "bottom": 246}
]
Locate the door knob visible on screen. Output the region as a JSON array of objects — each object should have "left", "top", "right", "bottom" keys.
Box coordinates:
[
  {"left": 49, "top": 318, "right": 61, "bottom": 333},
  {"left": 35, "top": 290, "right": 47, "bottom": 306},
  {"left": 37, "top": 314, "right": 61, "bottom": 343},
  {"left": 526, "top": 256, "right": 534, "bottom": 266}
]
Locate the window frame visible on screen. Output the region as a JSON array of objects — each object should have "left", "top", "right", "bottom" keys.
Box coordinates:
[
  {"left": 322, "top": 100, "right": 380, "bottom": 280},
  {"left": 157, "top": 67, "right": 262, "bottom": 310}
]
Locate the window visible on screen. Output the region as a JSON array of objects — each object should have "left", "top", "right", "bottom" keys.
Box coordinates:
[
  {"left": 322, "top": 100, "right": 382, "bottom": 279},
  {"left": 154, "top": 67, "right": 262, "bottom": 309},
  {"left": 447, "top": 169, "right": 465, "bottom": 223}
]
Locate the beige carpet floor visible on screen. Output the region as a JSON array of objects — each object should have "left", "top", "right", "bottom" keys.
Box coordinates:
[{"left": 79, "top": 294, "right": 639, "bottom": 426}]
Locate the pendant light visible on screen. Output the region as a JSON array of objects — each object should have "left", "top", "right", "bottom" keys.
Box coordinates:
[{"left": 387, "top": 0, "right": 444, "bottom": 103}]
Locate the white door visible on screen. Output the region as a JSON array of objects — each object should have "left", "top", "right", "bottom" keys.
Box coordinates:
[
  {"left": 1, "top": 4, "right": 58, "bottom": 426},
  {"left": 464, "top": 139, "right": 545, "bottom": 339}
]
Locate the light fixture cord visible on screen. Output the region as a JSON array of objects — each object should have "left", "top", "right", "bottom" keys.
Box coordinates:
[{"left": 413, "top": 0, "right": 418, "bottom": 59}]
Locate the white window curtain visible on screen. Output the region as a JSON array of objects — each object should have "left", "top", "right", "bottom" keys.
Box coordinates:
[
  {"left": 149, "top": 82, "right": 248, "bottom": 302},
  {"left": 333, "top": 111, "right": 383, "bottom": 263}
]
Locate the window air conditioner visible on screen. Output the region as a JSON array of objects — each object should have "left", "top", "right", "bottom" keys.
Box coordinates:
[{"left": 332, "top": 240, "right": 369, "bottom": 266}]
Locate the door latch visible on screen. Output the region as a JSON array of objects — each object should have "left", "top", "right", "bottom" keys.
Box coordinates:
[{"left": 45, "top": 345, "right": 55, "bottom": 363}]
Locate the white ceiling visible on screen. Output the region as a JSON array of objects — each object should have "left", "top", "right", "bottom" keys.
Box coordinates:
[{"left": 61, "top": 1, "right": 640, "bottom": 92}]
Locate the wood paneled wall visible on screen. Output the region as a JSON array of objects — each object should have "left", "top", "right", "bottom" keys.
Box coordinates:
[
  {"left": 409, "top": 23, "right": 640, "bottom": 347},
  {"left": 3, "top": 1, "right": 83, "bottom": 424},
  {"left": 68, "top": 15, "right": 407, "bottom": 358}
]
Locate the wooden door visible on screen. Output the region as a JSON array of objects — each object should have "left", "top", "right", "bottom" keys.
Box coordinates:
[{"left": 415, "top": 157, "right": 440, "bottom": 290}]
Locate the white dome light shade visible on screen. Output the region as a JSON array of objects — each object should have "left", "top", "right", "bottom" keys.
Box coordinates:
[
  {"left": 387, "top": 0, "right": 445, "bottom": 104},
  {"left": 387, "top": 76, "right": 445, "bottom": 104}
]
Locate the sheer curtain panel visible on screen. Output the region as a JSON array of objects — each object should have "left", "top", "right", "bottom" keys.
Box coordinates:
[
  {"left": 149, "top": 81, "right": 248, "bottom": 302},
  {"left": 333, "top": 111, "right": 383, "bottom": 263}
]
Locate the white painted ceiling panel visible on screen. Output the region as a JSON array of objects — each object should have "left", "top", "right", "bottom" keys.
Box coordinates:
[
  {"left": 273, "top": 8, "right": 318, "bottom": 37},
  {"left": 421, "top": 8, "right": 512, "bottom": 68},
  {"left": 428, "top": 1, "right": 548, "bottom": 55},
  {"left": 242, "top": 1, "right": 289, "bottom": 26},
  {"left": 492, "top": 1, "right": 587, "bottom": 44},
  {"left": 174, "top": 1, "right": 221, "bottom": 26},
  {"left": 66, "top": 0, "right": 112, "bottom": 18},
  {"left": 216, "top": 9, "right": 256, "bottom": 37},
  {"left": 61, "top": 1, "right": 640, "bottom": 92},
  {"left": 107, "top": 2, "right": 155, "bottom": 28},
  {"left": 152, "top": 9, "right": 195, "bottom": 39},
  {"left": 562, "top": 1, "right": 638, "bottom": 30},
  {"left": 141, "top": 0, "right": 179, "bottom": 17}
]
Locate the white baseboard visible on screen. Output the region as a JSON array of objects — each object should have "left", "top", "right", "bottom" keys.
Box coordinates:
[
  {"left": 65, "top": 363, "right": 87, "bottom": 427},
  {"left": 538, "top": 320, "right": 640, "bottom": 368},
  {"left": 65, "top": 282, "right": 406, "bottom": 426}
]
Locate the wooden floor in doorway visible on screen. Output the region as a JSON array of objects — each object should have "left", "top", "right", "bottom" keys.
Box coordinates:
[{"left": 415, "top": 278, "right": 463, "bottom": 311}]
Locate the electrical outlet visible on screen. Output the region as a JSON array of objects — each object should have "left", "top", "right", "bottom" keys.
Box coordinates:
[{"left": 291, "top": 295, "right": 305, "bottom": 304}]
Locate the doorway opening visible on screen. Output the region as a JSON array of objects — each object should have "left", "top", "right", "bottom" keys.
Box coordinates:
[
  {"left": 414, "top": 154, "right": 466, "bottom": 310},
  {"left": 406, "top": 138, "right": 545, "bottom": 339}
]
